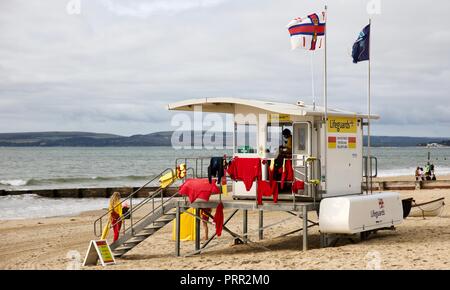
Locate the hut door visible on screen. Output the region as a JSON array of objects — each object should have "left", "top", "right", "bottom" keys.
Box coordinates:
[{"left": 292, "top": 122, "right": 312, "bottom": 182}]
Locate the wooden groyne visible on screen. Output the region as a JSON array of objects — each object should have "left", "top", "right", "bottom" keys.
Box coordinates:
[
  {"left": 363, "top": 180, "right": 450, "bottom": 191},
  {"left": 0, "top": 186, "right": 179, "bottom": 198}
]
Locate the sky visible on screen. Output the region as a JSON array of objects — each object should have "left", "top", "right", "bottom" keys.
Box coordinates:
[{"left": 0, "top": 0, "right": 449, "bottom": 137}]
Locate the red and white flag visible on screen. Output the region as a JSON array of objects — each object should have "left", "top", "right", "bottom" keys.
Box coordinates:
[{"left": 287, "top": 12, "right": 326, "bottom": 50}]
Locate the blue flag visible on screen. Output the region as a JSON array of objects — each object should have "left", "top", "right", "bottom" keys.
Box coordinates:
[{"left": 352, "top": 24, "right": 370, "bottom": 63}]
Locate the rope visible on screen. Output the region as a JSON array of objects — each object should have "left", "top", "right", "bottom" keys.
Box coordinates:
[{"left": 412, "top": 200, "right": 445, "bottom": 217}]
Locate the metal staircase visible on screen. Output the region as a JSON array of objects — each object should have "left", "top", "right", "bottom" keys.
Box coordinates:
[
  {"left": 93, "top": 157, "right": 230, "bottom": 257},
  {"left": 110, "top": 199, "right": 181, "bottom": 257},
  {"left": 93, "top": 167, "right": 190, "bottom": 257}
]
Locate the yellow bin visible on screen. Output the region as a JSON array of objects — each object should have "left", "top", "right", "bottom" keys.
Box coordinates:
[{"left": 171, "top": 208, "right": 197, "bottom": 241}]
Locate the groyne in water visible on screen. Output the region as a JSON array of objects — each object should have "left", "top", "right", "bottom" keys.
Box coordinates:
[{"left": 0, "top": 186, "right": 178, "bottom": 198}]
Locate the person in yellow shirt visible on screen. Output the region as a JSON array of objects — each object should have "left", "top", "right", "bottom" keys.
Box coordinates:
[
  {"left": 282, "top": 129, "right": 292, "bottom": 152},
  {"left": 101, "top": 192, "right": 123, "bottom": 242}
]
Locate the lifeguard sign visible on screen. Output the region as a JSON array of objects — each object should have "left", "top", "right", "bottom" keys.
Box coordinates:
[{"left": 83, "top": 240, "right": 116, "bottom": 267}]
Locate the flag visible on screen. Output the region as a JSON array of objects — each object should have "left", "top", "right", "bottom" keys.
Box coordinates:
[
  {"left": 287, "top": 12, "right": 326, "bottom": 50},
  {"left": 352, "top": 24, "right": 370, "bottom": 63}
]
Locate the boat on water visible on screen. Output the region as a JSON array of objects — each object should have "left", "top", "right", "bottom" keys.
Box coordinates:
[{"left": 409, "top": 197, "right": 445, "bottom": 218}]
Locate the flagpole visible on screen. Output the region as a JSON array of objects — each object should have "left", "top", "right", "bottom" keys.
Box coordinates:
[
  {"left": 367, "top": 18, "right": 372, "bottom": 194},
  {"left": 323, "top": 5, "right": 328, "bottom": 195},
  {"left": 310, "top": 52, "right": 316, "bottom": 111}
]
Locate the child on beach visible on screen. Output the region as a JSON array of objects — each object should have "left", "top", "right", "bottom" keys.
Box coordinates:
[
  {"left": 101, "top": 192, "right": 123, "bottom": 242},
  {"left": 200, "top": 208, "right": 212, "bottom": 241}
]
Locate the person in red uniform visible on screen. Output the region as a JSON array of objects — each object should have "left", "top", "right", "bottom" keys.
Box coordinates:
[{"left": 111, "top": 192, "right": 123, "bottom": 242}]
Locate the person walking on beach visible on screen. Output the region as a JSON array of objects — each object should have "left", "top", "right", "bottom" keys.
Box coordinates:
[{"left": 101, "top": 192, "right": 123, "bottom": 242}]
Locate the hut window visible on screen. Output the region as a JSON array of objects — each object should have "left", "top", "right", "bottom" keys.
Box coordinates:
[
  {"left": 235, "top": 124, "right": 257, "bottom": 154},
  {"left": 266, "top": 123, "right": 293, "bottom": 155}
]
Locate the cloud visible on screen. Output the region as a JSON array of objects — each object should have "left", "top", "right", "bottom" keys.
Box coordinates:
[
  {"left": 0, "top": 0, "right": 449, "bottom": 136},
  {"left": 99, "top": 0, "right": 229, "bottom": 17}
]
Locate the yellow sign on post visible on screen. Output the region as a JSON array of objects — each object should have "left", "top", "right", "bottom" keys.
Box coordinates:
[
  {"left": 328, "top": 117, "right": 358, "bottom": 134},
  {"left": 83, "top": 240, "right": 116, "bottom": 267}
]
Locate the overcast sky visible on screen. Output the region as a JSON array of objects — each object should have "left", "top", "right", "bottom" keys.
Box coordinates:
[{"left": 0, "top": 0, "right": 449, "bottom": 137}]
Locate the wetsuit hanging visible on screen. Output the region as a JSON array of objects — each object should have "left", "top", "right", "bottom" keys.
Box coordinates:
[
  {"left": 208, "top": 157, "right": 224, "bottom": 185},
  {"left": 280, "top": 159, "right": 293, "bottom": 190}
]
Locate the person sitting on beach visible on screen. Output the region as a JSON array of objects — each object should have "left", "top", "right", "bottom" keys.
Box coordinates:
[
  {"left": 107, "top": 192, "right": 123, "bottom": 242},
  {"left": 415, "top": 167, "right": 422, "bottom": 181},
  {"left": 418, "top": 167, "right": 425, "bottom": 181},
  {"left": 424, "top": 163, "right": 432, "bottom": 181},
  {"left": 430, "top": 163, "right": 436, "bottom": 180}
]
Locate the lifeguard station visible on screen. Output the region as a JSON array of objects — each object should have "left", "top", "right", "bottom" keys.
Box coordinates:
[
  {"left": 93, "top": 97, "right": 404, "bottom": 258},
  {"left": 168, "top": 97, "right": 368, "bottom": 201}
]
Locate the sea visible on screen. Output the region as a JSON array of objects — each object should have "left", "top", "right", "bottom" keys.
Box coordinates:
[{"left": 0, "top": 146, "right": 449, "bottom": 220}]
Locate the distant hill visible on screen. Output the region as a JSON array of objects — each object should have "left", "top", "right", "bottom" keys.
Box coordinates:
[
  {"left": 364, "top": 136, "right": 450, "bottom": 147},
  {"left": 0, "top": 131, "right": 448, "bottom": 147}
]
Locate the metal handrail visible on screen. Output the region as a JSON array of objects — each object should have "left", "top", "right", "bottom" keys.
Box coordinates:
[
  {"left": 175, "top": 156, "right": 233, "bottom": 179},
  {"left": 363, "top": 156, "right": 378, "bottom": 178},
  {"left": 94, "top": 166, "right": 195, "bottom": 238},
  {"left": 110, "top": 167, "right": 195, "bottom": 237},
  {"left": 94, "top": 167, "right": 176, "bottom": 237}
]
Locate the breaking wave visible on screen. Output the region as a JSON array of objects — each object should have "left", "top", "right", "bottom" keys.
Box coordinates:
[{"left": 0, "top": 175, "right": 153, "bottom": 187}]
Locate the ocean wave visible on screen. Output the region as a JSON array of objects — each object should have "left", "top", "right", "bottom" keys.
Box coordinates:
[
  {"left": 0, "top": 175, "right": 153, "bottom": 187},
  {"left": 0, "top": 179, "right": 28, "bottom": 186},
  {"left": 0, "top": 194, "right": 157, "bottom": 220}
]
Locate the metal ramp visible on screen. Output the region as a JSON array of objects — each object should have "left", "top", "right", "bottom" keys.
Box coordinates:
[{"left": 93, "top": 167, "right": 189, "bottom": 257}]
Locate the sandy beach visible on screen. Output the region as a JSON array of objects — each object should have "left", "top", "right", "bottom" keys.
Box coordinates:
[{"left": 0, "top": 175, "right": 449, "bottom": 270}]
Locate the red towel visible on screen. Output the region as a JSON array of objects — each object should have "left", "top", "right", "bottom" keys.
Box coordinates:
[
  {"left": 292, "top": 180, "right": 305, "bottom": 193},
  {"left": 227, "top": 157, "right": 261, "bottom": 191},
  {"left": 257, "top": 180, "right": 279, "bottom": 205},
  {"left": 213, "top": 202, "right": 224, "bottom": 237},
  {"left": 280, "top": 159, "right": 293, "bottom": 190},
  {"left": 179, "top": 178, "right": 220, "bottom": 203}
]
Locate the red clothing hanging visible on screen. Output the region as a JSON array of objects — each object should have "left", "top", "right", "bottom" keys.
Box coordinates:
[
  {"left": 280, "top": 159, "right": 293, "bottom": 190},
  {"left": 292, "top": 180, "right": 305, "bottom": 193},
  {"left": 213, "top": 202, "right": 224, "bottom": 237},
  {"left": 111, "top": 211, "right": 122, "bottom": 242},
  {"left": 257, "top": 180, "right": 278, "bottom": 205},
  {"left": 227, "top": 157, "right": 261, "bottom": 191},
  {"left": 267, "top": 159, "right": 275, "bottom": 181},
  {"left": 179, "top": 178, "right": 220, "bottom": 203}
]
